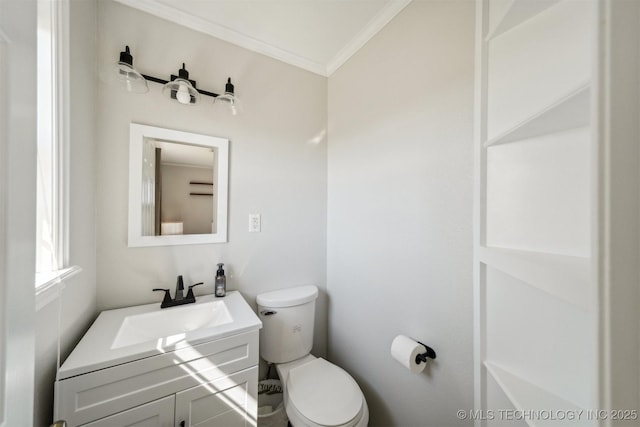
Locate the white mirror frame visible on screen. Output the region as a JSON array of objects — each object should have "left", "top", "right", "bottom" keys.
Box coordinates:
[{"left": 128, "top": 123, "right": 229, "bottom": 246}]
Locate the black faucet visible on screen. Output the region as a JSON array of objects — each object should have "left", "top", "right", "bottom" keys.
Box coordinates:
[
  {"left": 153, "top": 275, "right": 203, "bottom": 309},
  {"left": 175, "top": 276, "right": 184, "bottom": 301}
]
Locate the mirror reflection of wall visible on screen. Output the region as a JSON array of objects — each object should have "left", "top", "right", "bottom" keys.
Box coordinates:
[{"left": 142, "top": 138, "right": 217, "bottom": 236}]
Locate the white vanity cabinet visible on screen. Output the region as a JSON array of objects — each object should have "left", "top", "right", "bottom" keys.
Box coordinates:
[
  {"left": 174, "top": 366, "right": 257, "bottom": 427},
  {"left": 80, "top": 366, "right": 257, "bottom": 427},
  {"left": 81, "top": 395, "right": 175, "bottom": 427},
  {"left": 56, "top": 330, "right": 258, "bottom": 427},
  {"left": 54, "top": 292, "right": 262, "bottom": 427}
]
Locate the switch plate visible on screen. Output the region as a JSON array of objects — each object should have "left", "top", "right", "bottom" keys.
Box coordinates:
[{"left": 248, "top": 213, "right": 261, "bottom": 232}]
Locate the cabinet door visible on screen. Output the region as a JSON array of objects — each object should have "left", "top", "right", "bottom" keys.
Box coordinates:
[
  {"left": 175, "top": 366, "right": 258, "bottom": 427},
  {"left": 81, "top": 395, "right": 174, "bottom": 427}
]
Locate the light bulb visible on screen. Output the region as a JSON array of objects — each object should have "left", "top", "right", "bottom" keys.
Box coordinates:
[{"left": 176, "top": 82, "right": 191, "bottom": 104}]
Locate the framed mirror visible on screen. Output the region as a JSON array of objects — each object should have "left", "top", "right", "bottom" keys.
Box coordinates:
[{"left": 128, "top": 123, "right": 229, "bottom": 246}]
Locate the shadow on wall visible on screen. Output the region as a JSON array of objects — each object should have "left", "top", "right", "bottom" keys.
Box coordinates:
[{"left": 359, "top": 383, "right": 393, "bottom": 427}]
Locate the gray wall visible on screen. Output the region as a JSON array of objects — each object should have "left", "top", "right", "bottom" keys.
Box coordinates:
[
  {"left": 95, "top": 0, "right": 328, "bottom": 355},
  {"left": 327, "top": 1, "right": 475, "bottom": 425},
  {"left": 35, "top": 1, "right": 98, "bottom": 425}
]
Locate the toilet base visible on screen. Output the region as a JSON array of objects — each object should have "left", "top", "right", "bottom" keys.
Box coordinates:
[{"left": 285, "top": 396, "right": 369, "bottom": 427}]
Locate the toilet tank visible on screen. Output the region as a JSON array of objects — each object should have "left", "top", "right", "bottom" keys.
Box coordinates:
[{"left": 256, "top": 285, "right": 318, "bottom": 364}]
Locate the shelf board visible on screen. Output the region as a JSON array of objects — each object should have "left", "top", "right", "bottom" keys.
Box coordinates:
[
  {"left": 478, "top": 247, "right": 590, "bottom": 310},
  {"left": 484, "top": 83, "right": 590, "bottom": 148},
  {"left": 485, "top": 362, "right": 584, "bottom": 427},
  {"left": 486, "top": 0, "right": 561, "bottom": 41}
]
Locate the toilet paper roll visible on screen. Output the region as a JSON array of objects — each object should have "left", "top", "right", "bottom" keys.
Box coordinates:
[{"left": 391, "top": 335, "right": 427, "bottom": 373}]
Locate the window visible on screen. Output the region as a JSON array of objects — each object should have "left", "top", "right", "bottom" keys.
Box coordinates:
[
  {"left": 36, "top": 0, "right": 58, "bottom": 278},
  {"left": 35, "top": 0, "right": 77, "bottom": 295}
]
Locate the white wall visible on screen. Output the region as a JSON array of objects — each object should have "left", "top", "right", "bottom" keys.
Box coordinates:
[
  {"left": 34, "top": 1, "right": 98, "bottom": 425},
  {"left": 161, "top": 164, "right": 214, "bottom": 234},
  {"left": 327, "top": 1, "right": 475, "bottom": 426},
  {"left": 598, "top": 0, "right": 640, "bottom": 413},
  {"left": 95, "top": 0, "right": 328, "bottom": 355},
  {"left": 1, "top": 0, "right": 37, "bottom": 424}
]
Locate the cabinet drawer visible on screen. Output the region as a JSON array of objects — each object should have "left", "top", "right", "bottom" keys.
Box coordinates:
[{"left": 56, "top": 330, "right": 258, "bottom": 427}]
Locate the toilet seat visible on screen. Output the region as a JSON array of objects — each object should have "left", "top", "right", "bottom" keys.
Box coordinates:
[{"left": 286, "top": 358, "right": 365, "bottom": 427}]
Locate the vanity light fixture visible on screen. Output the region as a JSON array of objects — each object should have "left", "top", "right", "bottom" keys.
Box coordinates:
[
  {"left": 214, "top": 78, "right": 239, "bottom": 115},
  {"left": 108, "top": 46, "right": 149, "bottom": 94},
  {"left": 161, "top": 63, "right": 200, "bottom": 105},
  {"left": 110, "top": 45, "right": 238, "bottom": 111}
]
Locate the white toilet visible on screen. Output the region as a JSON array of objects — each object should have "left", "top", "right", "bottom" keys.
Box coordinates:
[{"left": 257, "top": 285, "right": 369, "bottom": 427}]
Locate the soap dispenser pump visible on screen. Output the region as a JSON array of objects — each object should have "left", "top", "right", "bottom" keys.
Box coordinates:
[{"left": 215, "top": 263, "right": 226, "bottom": 297}]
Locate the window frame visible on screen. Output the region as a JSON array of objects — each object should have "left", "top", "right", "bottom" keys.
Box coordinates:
[{"left": 35, "top": 0, "right": 79, "bottom": 308}]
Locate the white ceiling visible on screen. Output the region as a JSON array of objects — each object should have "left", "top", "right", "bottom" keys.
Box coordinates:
[
  {"left": 113, "top": 0, "right": 411, "bottom": 76},
  {"left": 152, "top": 139, "right": 215, "bottom": 168}
]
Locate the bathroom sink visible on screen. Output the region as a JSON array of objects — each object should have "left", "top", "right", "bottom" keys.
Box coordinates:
[
  {"left": 111, "top": 298, "right": 233, "bottom": 349},
  {"left": 58, "top": 291, "right": 262, "bottom": 379}
]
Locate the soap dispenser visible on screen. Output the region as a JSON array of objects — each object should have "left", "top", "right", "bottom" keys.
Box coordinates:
[{"left": 215, "top": 263, "right": 226, "bottom": 297}]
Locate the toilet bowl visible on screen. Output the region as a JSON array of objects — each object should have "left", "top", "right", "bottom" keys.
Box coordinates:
[
  {"left": 257, "top": 286, "right": 369, "bottom": 427},
  {"left": 277, "top": 355, "right": 369, "bottom": 427}
]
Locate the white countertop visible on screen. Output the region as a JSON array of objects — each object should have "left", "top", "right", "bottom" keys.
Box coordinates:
[{"left": 58, "top": 291, "right": 262, "bottom": 380}]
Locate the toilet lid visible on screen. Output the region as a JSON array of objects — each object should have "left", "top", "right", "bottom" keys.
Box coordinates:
[{"left": 287, "top": 358, "right": 363, "bottom": 426}]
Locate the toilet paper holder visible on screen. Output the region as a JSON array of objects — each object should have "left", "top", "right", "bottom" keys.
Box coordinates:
[{"left": 415, "top": 341, "right": 437, "bottom": 364}]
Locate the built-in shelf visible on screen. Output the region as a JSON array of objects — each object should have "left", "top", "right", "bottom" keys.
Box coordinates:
[
  {"left": 478, "top": 247, "right": 590, "bottom": 310},
  {"left": 485, "top": 362, "right": 585, "bottom": 427},
  {"left": 484, "top": 83, "right": 590, "bottom": 148},
  {"left": 486, "top": 0, "right": 561, "bottom": 41},
  {"left": 477, "top": 0, "right": 597, "bottom": 423}
]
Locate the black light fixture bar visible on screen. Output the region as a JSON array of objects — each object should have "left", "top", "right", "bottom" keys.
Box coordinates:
[
  {"left": 112, "top": 46, "right": 238, "bottom": 106},
  {"left": 140, "top": 73, "right": 219, "bottom": 98}
]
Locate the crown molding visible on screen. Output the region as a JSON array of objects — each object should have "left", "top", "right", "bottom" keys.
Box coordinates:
[
  {"left": 113, "top": 0, "right": 410, "bottom": 77},
  {"left": 326, "top": 0, "right": 411, "bottom": 75}
]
